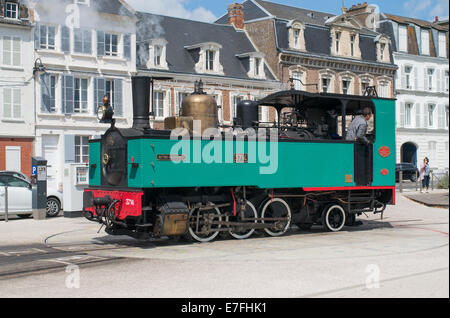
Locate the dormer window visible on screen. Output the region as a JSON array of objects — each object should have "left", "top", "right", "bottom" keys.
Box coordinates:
[
  {"left": 287, "top": 21, "right": 305, "bottom": 51},
  {"left": 236, "top": 52, "right": 266, "bottom": 79},
  {"left": 421, "top": 29, "right": 430, "bottom": 55},
  {"left": 185, "top": 42, "right": 224, "bottom": 75},
  {"left": 5, "top": 2, "right": 18, "bottom": 19},
  {"left": 380, "top": 43, "right": 386, "bottom": 60},
  {"left": 376, "top": 35, "right": 391, "bottom": 63},
  {"left": 147, "top": 39, "right": 168, "bottom": 70}
]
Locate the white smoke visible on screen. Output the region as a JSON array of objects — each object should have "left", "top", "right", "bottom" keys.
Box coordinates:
[{"left": 126, "top": 0, "right": 217, "bottom": 23}]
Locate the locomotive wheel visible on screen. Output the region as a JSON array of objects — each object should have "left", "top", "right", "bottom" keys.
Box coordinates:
[
  {"left": 229, "top": 201, "right": 258, "bottom": 240},
  {"left": 188, "top": 203, "right": 222, "bottom": 243},
  {"left": 261, "top": 198, "right": 292, "bottom": 237},
  {"left": 322, "top": 205, "right": 346, "bottom": 232}
]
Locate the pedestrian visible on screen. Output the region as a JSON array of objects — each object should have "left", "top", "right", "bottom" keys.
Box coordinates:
[{"left": 419, "top": 158, "right": 431, "bottom": 193}]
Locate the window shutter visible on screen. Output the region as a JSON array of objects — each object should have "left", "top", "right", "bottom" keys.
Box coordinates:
[
  {"left": 74, "top": 29, "right": 82, "bottom": 53},
  {"left": 64, "top": 135, "right": 76, "bottom": 163},
  {"left": 399, "top": 102, "right": 405, "bottom": 128},
  {"left": 61, "top": 25, "right": 70, "bottom": 53},
  {"left": 94, "top": 77, "right": 106, "bottom": 114},
  {"left": 423, "top": 104, "right": 429, "bottom": 128},
  {"left": 438, "top": 104, "right": 444, "bottom": 129},
  {"left": 415, "top": 103, "right": 421, "bottom": 128},
  {"left": 62, "top": 74, "right": 74, "bottom": 114},
  {"left": 401, "top": 70, "right": 406, "bottom": 89},
  {"left": 40, "top": 73, "right": 51, "bottom": 113},
  {"left": 414, "top": 67, "right": 418, "bottom": 90},
  {"left": 424, "top": 68, "right": 428, "bottom": 91},
  {"left": 436, "top": 69, "right": 441, "bottom": 92},
  {"left": 97, "top": 31, "right": 105, "bottom": 56},
  {"left": 124, "top": 34, "right": 131, "bottom": 60},
  {"left": 34, "top": 24, "right": 40, "bottom": 49},
  {"left": 114, "top": 79, "right": 123, "bottom": 117}
]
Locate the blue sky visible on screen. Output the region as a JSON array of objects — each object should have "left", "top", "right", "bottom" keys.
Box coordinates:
[{"left": 126, "top": 0, "right": 449, "bottom": 23}]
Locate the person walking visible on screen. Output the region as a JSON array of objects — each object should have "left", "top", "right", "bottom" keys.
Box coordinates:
[{"left": 419, "top": 158, "right": 431, "bottom": 193}]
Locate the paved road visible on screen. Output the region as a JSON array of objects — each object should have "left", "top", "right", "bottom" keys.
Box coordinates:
[{"left": 0, "top": 193, "right": 448, "bottom": 298}]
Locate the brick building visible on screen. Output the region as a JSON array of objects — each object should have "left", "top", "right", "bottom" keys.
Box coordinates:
[{"left": 216, "top": 1, "right": 397, "bottom": 99}]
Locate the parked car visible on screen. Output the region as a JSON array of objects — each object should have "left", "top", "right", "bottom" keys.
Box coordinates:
[
  {"left": 0, "top": 171, "right": 63, "bottom": 218},
  {"left": 395, "top": 163, "right": 419, "bottom": 183}
]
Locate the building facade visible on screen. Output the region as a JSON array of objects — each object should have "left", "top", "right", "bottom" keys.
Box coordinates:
[
  {"left": 136, "top": 12, "right": 279, "bottom": 130},
  {"left": 0, "top": 0, "right": 34, "bottom": 177},
  {"left": 30, "top": 0, "right": 137, "bottom": 190},
  {"left": 356, "top": 8, "right": 449, "bottom": 171}
]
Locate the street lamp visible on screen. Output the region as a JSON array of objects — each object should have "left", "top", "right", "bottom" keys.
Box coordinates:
[
  {"left": 33, "top": 58, "right": 46, "bottom": 75},
  {"left": 289, "top": 77, "right": 318, "bottom": 92}
]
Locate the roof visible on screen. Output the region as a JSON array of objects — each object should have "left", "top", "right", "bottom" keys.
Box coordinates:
[
  {"left": 136, "top": 12, "right": 276, "bottom": 81},
  {"left": 252, "top": 0, "right": 335, "bottom": 26},
  {"left": 383, "top": 13, "right": 448, "bottom": 31}
]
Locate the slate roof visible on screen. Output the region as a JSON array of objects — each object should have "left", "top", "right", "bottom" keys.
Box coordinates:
[
  {"left": 137, "top": 12, "right": 276, "bottom": 81},
  {"left": 384, "top": 13, "right": 447, "bottom": 31}
]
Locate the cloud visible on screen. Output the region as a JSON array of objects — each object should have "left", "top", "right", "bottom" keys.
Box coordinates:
[
  {"left": 125, "top": 0, "right": 217, "bottom": 23},
  {"left": 403, "top": 0, "right": 449, "bottom": 20}
]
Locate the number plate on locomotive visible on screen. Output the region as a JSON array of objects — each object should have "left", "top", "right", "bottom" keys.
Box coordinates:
[{"left": 234, "top": 154, "right": 248, "bottom": 163}]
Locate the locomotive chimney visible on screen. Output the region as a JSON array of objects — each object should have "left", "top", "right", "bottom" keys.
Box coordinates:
[{"left": 132, "top": 76, "right": 152, "bottom": 130}]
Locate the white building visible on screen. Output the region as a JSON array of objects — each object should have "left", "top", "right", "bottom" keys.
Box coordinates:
[
  {"left": 378, "top": 13, "right": 449, "bottom": 172},
  {"left": 30, "top": 0, "right": 137, "bottom": 190},
  {"left": 0, "top": 1, "right": 35, "bottom": 177}
]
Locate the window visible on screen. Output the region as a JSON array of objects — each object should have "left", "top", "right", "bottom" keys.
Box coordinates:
[
  {"left": 427, "top": 69, "right": 434, "bottom": 91},
  {"left": 5, "top": 2, "right": 18, "bottom": 19},
  {"left": 154, "top": 45, "right": 162, "bottom": 66},
  {"left": 153, "top": 91, "right": 164, "bottom": 118},
  {"left": 232, "top": 95, "right": 244, "bottom": 121},
  {"left": 379, "top": 82, "right": 389, "bottom": 98},
  {"left": 105, "top": 79, "right": 116, "bottom": 109},
  {"left": 104, "top": 33, "right": 118, "bottom": 57},
  {"left": 41, "top": 74, "right": 57, "bottom": 113},
  {"left": 421, "top": 29, "right": 430, "bottom": 55},
  {"left": 206, "top": 50, "right": 214, "bottom": 71},
  {"left": 3, "top": 88, "right": 21, "bottom": 119},
  {"left": 74, "top": 78, "right": 88, "bottom": 113},
  {"left": 75, "top": 136, "right": 89, "bottom": 164},
  {"left": 439, "top": 32, "right": 447, "bottom": 58},
  {"left": 292, "top": 71, "right": 303, "bottom": 90},
  {"left": 74, "top": 29, "right": 92, "bottom": 54},
  {"left": 361, "top": 81, "right": 370, "bottom": 94},
  {"left": 254, "top": 58, "right": 261, "bottom": 77},
  {"left": 335, "top": 32, "right": 341, "bottom": 55},
  {"left": 350, "top": 35, "right": 356, "bottom": 57},
  {"left": 405, "top": 103, "right": 413, "bottom": 126},
  {"left": 342, "top": 80, "right": 351, "bottom": 95},
  {"left": 380, "top": 43, "right": 386, "bottom": 61},
  {"left": 2, "top": 36, "right": 20, "bottom": 66},
  {"left": 398, "top": 25, "right": 407, "bottom": 52},
  {"left": 294, "top": 29, "right": 300, "bottom": 47},
  {"left": 322, "top": 77, "right": 331, "bottom": 93},
  {"left": 177, "top": 92, "right": 189, "bottom": 116},
  {"left": 39, "top": 25, "right": 56, "bottom": 50},
  {"left": 428, "top": 104, "right": 435, "bottom": 127},
  {"left": 405, "top": 66, "right": 412, "bottom": 89}
]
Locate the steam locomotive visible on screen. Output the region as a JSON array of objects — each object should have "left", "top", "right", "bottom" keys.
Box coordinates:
[{"left": 83, "top": 76, "right": 396, "bottom": 242}]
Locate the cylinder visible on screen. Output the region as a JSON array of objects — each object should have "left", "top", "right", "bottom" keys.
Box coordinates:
[
  {"left": 235, "top": 100, "right": 259, "bottom": 129},
  {"left": 132, "top": 76, "right": 152, "bottom": 130}
]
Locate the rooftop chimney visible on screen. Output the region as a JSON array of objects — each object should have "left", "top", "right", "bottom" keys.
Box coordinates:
[{"left": 228, "top": 3, "right": 245, "bottom": 29}]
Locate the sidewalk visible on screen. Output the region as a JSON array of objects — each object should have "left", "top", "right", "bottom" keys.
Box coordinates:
[{"left": 401, "top": 189, "right": 449, "bottom": 208}]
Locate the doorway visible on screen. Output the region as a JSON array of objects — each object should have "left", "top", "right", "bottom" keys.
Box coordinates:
[{"left": 401, "top": 142, "right": 418, "bottom": 166}]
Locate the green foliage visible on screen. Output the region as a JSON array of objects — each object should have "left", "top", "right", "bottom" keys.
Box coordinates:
[{"left": 438, "top": 175, "right": 449, "bottom": 189}]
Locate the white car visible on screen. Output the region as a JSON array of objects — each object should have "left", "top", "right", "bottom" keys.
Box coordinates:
[{"left": 0, "top": 172, "right": 63, "bottom": 218}]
